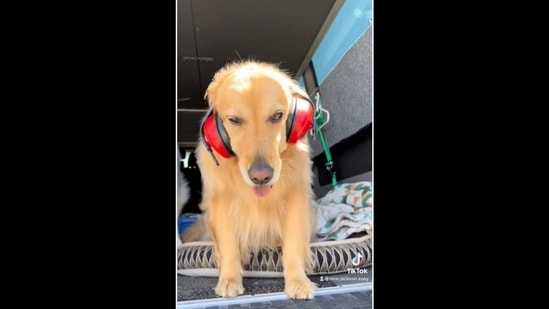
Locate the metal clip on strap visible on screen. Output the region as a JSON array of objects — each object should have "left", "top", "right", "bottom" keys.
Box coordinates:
[{"left": 314, "top": 92, "right": 337, "bottom": 188}]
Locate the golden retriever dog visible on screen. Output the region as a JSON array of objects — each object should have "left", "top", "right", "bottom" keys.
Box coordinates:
[{"left": 182, "top": 60, "right": 317, "bottom": 299}]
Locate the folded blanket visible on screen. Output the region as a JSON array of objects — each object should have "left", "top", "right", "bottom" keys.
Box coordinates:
[{"left": 313, "top": 181, "right": 373, "bottom": 241}]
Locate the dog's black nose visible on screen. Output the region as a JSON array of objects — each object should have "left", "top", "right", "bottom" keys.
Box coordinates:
[{"left": 248, "top": 159, "right": 273, "bottom": 185}]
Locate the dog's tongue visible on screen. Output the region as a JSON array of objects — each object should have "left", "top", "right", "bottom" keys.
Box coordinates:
[{"left": 253, "top": 185, "right": 272, "bottom": 198}]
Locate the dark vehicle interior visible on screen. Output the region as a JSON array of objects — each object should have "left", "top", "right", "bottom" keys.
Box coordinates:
[{"left": 177, "top": 0, "right": 372, "bottom": 307}]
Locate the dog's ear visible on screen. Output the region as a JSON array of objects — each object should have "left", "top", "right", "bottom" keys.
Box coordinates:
[
  {"left": 204, "top": 64, "right": 231, "bottom": 109},
  {"left": 204, "top": 79, "right": 219, "bottom": 109},
  {"left": 288, "top": 80, "right": 309, "bottom": 100}
]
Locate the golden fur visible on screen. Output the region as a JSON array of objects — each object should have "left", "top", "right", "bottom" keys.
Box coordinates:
[{"left": 182, "top": 60, "right": 316, "bottom": 299}]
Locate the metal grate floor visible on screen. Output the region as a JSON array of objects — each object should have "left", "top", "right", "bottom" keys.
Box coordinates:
[{"left": 177, "top": 267, "right": 371, "bottom": 308}]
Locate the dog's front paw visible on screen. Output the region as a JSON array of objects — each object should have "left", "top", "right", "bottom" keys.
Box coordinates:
[
  {"left": 285, "top": 277, "right": 316, "bottom": 299},
  {"left": 215, "top": 278, "right": 245, "bottom": 298}
]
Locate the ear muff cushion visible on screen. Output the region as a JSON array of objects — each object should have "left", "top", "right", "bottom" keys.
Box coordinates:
[
  {"left": 214, "top": 113, "right": 236, "bottom": 157},
  {"left": 286, "top": 96, "right": 314, "bottom": 143},
  {"left": 201, "top": 113, "right": 235, "bottom": 158}
]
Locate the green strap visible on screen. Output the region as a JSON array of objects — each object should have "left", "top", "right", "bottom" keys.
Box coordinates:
[{"left": 314, "top": 93, "right": 337, "bottom": 188}]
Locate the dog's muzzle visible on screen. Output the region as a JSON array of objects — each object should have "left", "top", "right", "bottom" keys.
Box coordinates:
[{"left": 248, "top": 159, "right": 274, "bottom": 198}]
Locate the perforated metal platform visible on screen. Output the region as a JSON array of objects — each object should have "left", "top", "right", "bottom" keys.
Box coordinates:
[{"left": 177, "top": 267, "right": 372, "bottom": 308}]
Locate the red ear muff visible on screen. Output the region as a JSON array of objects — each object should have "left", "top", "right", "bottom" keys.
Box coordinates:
[
  {"left": 286, "top": 95, "right": 314, "bottom": 143},
  {"left": 200, "top": 111, "right": 235, "bottom": 159}
]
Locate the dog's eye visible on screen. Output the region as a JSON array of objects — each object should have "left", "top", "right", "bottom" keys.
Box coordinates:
[
  {"left": 270, "top": 111, "right": 283, "bottom": 123},
  {"left": 227, "top": 116, "right": 242, "bottom": 125}
]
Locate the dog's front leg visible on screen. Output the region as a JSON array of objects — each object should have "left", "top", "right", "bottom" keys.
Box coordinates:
[
  {"left": 207, "top": 206, "right": 245, "bottom": 298},
  {"left": 282, "top": 190, "right": 316, "bottom": 299}
]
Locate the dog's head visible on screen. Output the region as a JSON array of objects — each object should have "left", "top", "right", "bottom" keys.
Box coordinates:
[{"left": 201, "top": 61, "right": 313, "bottom": 198}]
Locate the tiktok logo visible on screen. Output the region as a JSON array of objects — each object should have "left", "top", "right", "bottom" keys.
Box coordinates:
[{"left": 352, "top": 252, "right": 364, "bottom": 267}]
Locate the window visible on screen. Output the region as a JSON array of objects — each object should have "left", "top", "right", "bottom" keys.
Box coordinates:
[{"left": 311, "top": 0, "right": 372, "bottom": 84}]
